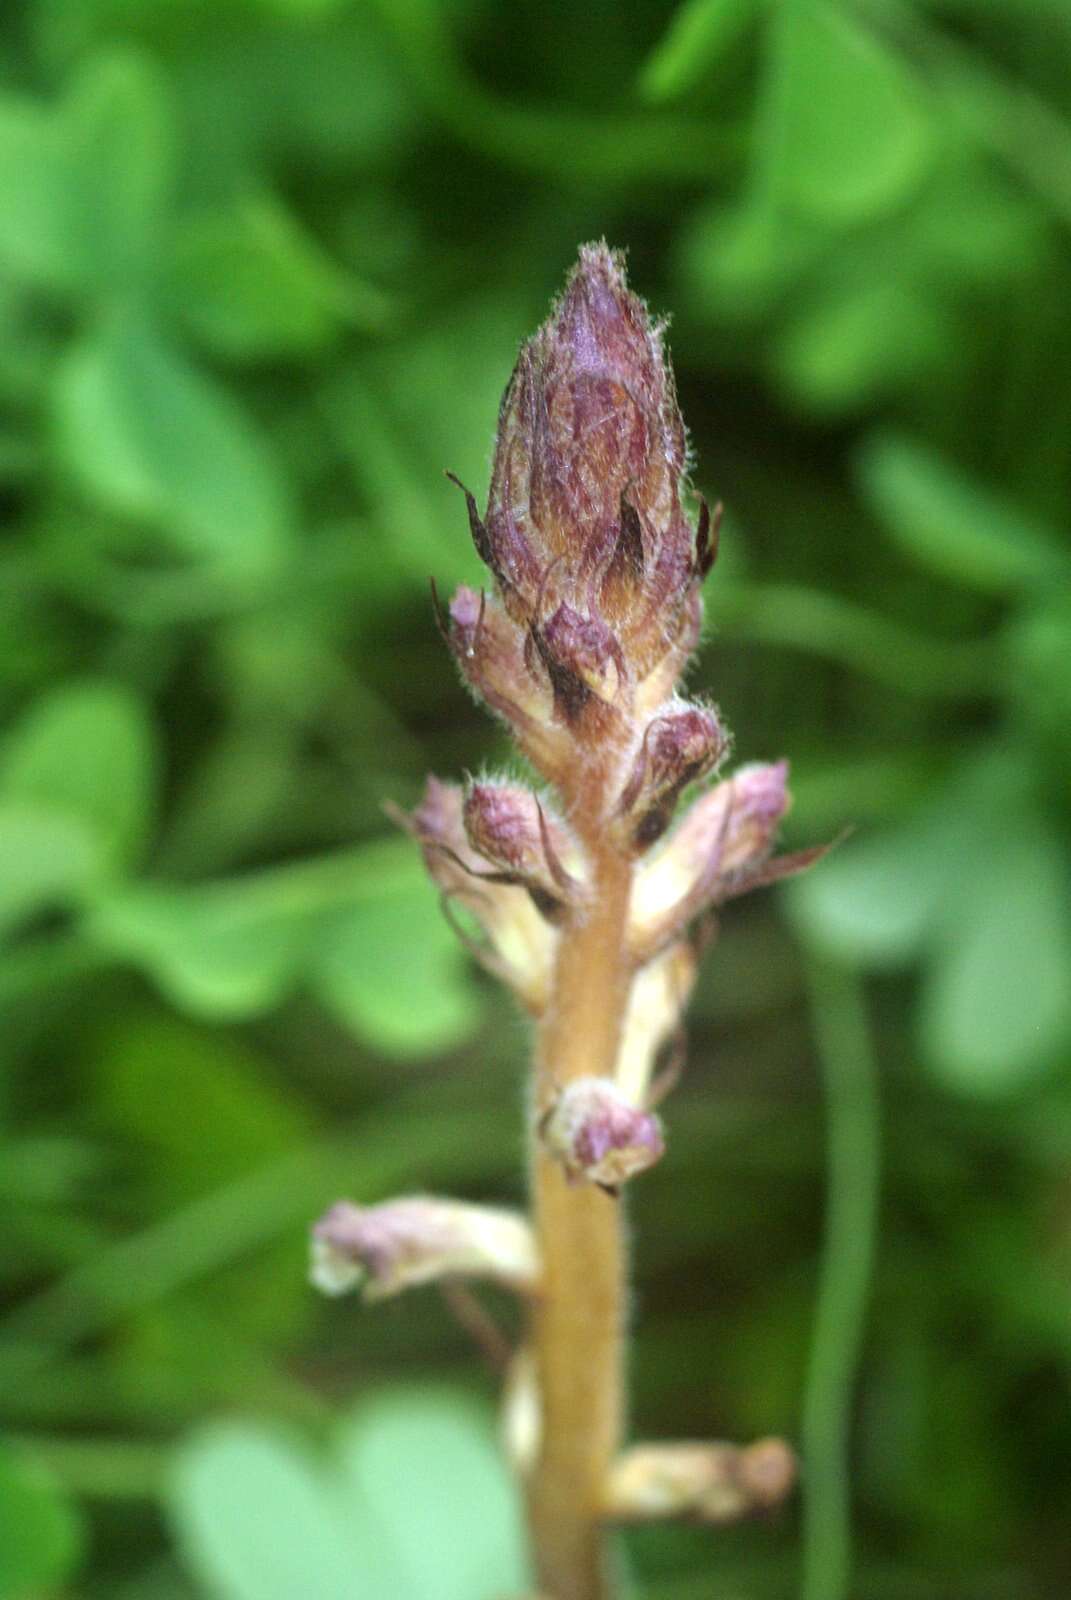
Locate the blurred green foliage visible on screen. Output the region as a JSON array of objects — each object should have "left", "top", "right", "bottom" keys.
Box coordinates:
[{"left": 1, "top": 0, "right": 1070, "bottom": 1596}]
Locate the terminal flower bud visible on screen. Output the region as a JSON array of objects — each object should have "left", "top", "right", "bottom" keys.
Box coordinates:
[
  {"left": 442, "top": 243, "right": 715, "bottom": 783},
  {"left": 310, "top": 1197, "right": 539, "bottom": 1301},
  {"left": 540, "top": 1076, "right": 665, "bottom": 1192}
]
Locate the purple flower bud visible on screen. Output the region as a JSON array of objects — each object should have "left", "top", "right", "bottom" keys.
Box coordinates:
[
  {"left": 403, "top": 776, "right": 557, "bottom": 1009},
  {"left": 629, "top": 761, "right": 793, "bottom": 959},
  {"left": 443, "top": 585, "right": 570, "bottom": 780},
  {"left": 310, "top": 1196, "right": 539, "bottom": 1300},
  {"left": 452, "top": 244, "right": 711, "bottom": 706},
  {"left": 534, "top": 601, "right": 625, "bottom": 724},
  {"left": 541, "top": 1077, "right": 665, "bottom": 1192},
  {"left": 616, "top": 702, "right": 729, "bottom": 853},
  {"left": 463, "top": 781, "right": 582, "bottom": 913}
]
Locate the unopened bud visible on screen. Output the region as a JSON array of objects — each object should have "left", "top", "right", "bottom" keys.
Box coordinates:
[
  {"left": 444, "top": 586, "right": 569, "bottom": 779},
  {"left": 463, "top": 781, "right": 582, "bottom": 914},
  {"left": 310, "top": 1196, "right": 539, "bottom": 1300},
  {"left": 616, "top": 702, "right": 728, "bottom": 852},
  {"left": 540, "top": 1077, "right": 664, "bottom": 1191},
  {"left": 404, "top": 776, "right": 556, "bottom": 1010},
  {"left": 630, "top": 761, "right": 793, "bottom": 959},
  {"left": 442, "top": 244, "right": 713, "bottom": 762},
  {"left": 603, "top": 1438, "right": 797, "bottom": 1524},
  {"left": 719, "top": 761, "right": 791, "bottom": 874}
]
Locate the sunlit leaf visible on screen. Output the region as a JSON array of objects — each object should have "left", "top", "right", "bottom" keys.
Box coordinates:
[
  {"left": 920, "top": 818, "right": 1071, "bottom": 1095},
  {"left": 789, "top": 819, "right": 955, "bottom": 969},
  {"left": 312, "top": 877, "right": 482, "bottom": 1058},
  {"left": 169, "top": 1391, "right": 527, "bottom": 1600},
  {"left": 64, "top": 49, "right": 174, "bottom": 287},
  {"left": 0, "top": 95, "right": 79, "bottom": 291},
  {"left": 0, "top": 1440, "right": 84, "bottom": 1597},
  {"left": 765, "top": 1, "right": 934, "bottom": 223},
  {"left": 775, "top": 278, "right": 949, "bottom": 411},
  {"left": 170, "top": 1424, "right": 401, "bottom": 1600},
  {"left": 55, "top": 311, "right": 293, "bottom": 572},
  {"left": 1, "top": 679, "right": 157, "bottom": 872},
  {"left": 86, "top": 881, "right": 311, "bottom": 1018},
  {"left": 172, "top": 195, "right": 388, "bottom": 361},
  {"left": 335, "top": 1390, "right": 529, "bottom": 1600},
  {"left": 0, "top": 805, "right": 102, "bottom": 939}
]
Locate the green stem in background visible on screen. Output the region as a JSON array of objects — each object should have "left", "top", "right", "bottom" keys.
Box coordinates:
[
  {"left": 711, "top": 583, "right": 998, "bottom": 700},
  {"left": 366, "top": 0, "right": 741, "bottom": 182},
  {"left": 800, "top": 957, "right": 882, "bottom": 1600}
]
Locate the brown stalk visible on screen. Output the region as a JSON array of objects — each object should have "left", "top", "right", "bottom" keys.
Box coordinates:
[{"left": 527, "top": 826, "right": 633, "bottom": 1600}]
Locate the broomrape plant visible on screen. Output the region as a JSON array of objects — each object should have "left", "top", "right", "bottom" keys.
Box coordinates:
[{"left": 311, "top": 244, "right": 822, "bottom": 1600}]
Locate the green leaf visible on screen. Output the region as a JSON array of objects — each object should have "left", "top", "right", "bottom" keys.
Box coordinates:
[
  {"left": 335, "top": 1391, "right": 529, "bottom": 1600},
  {"left": 0, "top": 95, "right": 79, "bottom": 291},
  {"left": 638, "top": 0, "right": 757, "bottom": 103},
  {"left": 170, "top": 1424, "right": 403, "bottom": 1600},
  {"left": 86, "top": 881, "right": 312, "bottom": 1019},
  {"left": 677, "top": 200, "right": 829, "bottom": 320},
  {"left": 789, "top": 822, "right": 954, "bottom": 970},
  {"left": 0, "top": 52, "right": 172, "bottom": 296},
  {"left": 55, "top": 312, "right": 292, "bottom": 572},
  {"left": 775, "top": 277, "right": 949, "bottom": 412},
  {"left": 64, "top": 50, "right": 174, "bottom": 288},
  {"left": 920, "top": 819, "right": 1071, "bottom": 1096},
  {"left": 1, "top": 680, "right": 157, "bottom": 873},
  {"left": 96, "top": 1014, "right": 311, "bottom": 1201},
  {"left": 0, "top": 1439, "right": 84, "bottom": 1597},
  {"left": 312, "top": 874, "right": 481, "bottom": 1058},
  {"left": 169, "top": 1391, "right": 528, "bottom": 1600},
  {"left": 766, "top": 1, "right": 934, "bottom": 223},
  {"left": 0, "top": 805, "right": 103, "bottom": 940},
  {"left": 85, "top": 838, "right": 472, "bottom": 1036},
  {"left": 172, "top": 195, "right": 388, "bottom": 361},
  {"left": 856, "top": 432, "right": 1069, "bottom": 594}
]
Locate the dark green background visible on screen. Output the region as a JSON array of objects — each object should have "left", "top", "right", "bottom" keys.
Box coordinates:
[{"left": 2, "top": 1, "right": 1070, "bottom": 1596}]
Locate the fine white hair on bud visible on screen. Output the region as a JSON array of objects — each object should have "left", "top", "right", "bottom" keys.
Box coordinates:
[
  {"left": 310, "top": 1196, "right": 539, "bottom": 1301},
  {"left": 540, "top": 1076, "right": 665, "bottom": 1191}
]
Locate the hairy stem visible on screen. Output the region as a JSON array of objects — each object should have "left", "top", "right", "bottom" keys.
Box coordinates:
[{"left": 528, "top": 835, "right": 633, "bottom": 1600}]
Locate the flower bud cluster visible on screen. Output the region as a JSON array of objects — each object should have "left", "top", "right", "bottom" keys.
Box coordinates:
[{"left": 441, "top": 244, "right": 718, "bottom": 821}]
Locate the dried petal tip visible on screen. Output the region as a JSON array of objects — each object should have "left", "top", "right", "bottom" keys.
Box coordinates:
[
  {"left": 603, "top": 1438, "right": 797, "bottom": 1524},
  {"left": 310, "top": 1196, "right": 539, "bottom": 1301},
  {"left": 540, "top": 1077, "right": 664, "bottom": 1191}
]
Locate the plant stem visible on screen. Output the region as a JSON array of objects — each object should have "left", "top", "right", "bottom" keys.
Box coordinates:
[
  {"left": 800, "top": 956, "right": 882, "bottom": 1600},
  {"left": 528, "top": 835, "right": 633, "bottom": 1600}
]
